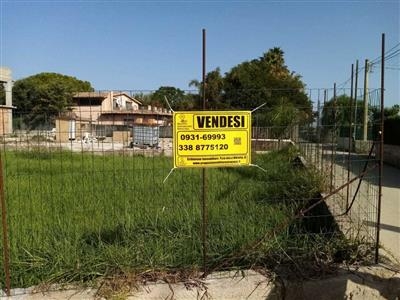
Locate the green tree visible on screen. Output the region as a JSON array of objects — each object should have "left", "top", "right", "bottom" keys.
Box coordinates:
[
  {"left": 321, "top": 95, "right": 365, "bottom": 127},
  {"left": 13, "top": 72, "right": 93, "bottom": 128},
  {"left": 145, "top": 86, "right": 198, "bottom": 111},
  {"left": 189, "top": 67, "right": 226, "bottom": 109},
  {"left": 174, "top": 93, "right": 198, "bottom": 111},
  {"left": 132, "top": 92, "right": 152, "bottom": 106},
  {"left": 223, "top": 47, "right": 310, "bottom": 116},
  {"left": 190, "top": 47, "right": 312, "bottom": 125},
  {"left": 321, "top": 95, "right": 370, "bottom": 139},
  {"left": 368, "top": 103, "right": 400, "bottom": 138},
  {"left": 266, "top": 98, "right": 301, "bottom": 140},
  {"left": 383, "top": 104, "right": 399, "bottom": 120},
  {"left": 150, "top": 86, "right": 185, "bottom": 109},
  {"left": 264, "top": 47, "right": 286, "bottom": 77}
]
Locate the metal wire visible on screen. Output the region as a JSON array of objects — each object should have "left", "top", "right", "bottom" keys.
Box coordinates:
[{"left": 0, "top": 86, "right": 384, "bottom": 289}]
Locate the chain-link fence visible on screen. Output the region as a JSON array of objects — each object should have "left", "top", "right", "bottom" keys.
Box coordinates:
[
  {"left": 298, "top": 88, "right": 382, "bottom": 248},
  {"left": 0, "top": 87, "right": 382, "bottom": 291}
]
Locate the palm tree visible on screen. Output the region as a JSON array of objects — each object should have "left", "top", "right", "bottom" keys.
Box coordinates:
[{"left": 263, "top": 47, "right": 288, "bottom": 78}]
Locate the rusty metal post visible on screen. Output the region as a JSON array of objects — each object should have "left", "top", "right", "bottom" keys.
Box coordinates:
[
  {"left": 346, "top": 64, "right": 354, "bottom": 211},
  {"left": 323, "top": 89, "right": 327, "bottom": 177},
  {"left": 362, "top": 59, "right": 370, "bottom": 141},
  {"left": 0, "top": 153, "right": 11, "bottom": 296},
  {"left": 375, "top": 33, "right": 385, "bottom": 264},
  {"left": 354, "top": 60, "right": 359, "bottom": 140},
  {"left": 330, "top": 84, "right": 337, "bottom": 191},
  {"left": 316, "top": 90, "right": 321, "bottom": 169},
  {"left": 201, "top": 28, "right": 208, "bottom": 274}
]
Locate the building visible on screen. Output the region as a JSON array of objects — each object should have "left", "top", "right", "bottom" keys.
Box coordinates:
[
  {"left": 55, "top": 91, "right": 172, "bottom": 142},
  {"left": 0, "top": 67, "right": 14, "bottom": 135}
]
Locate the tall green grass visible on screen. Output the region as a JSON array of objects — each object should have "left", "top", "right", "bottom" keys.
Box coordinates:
[{"left": 1, "top": 147, "right": 333, "bottom": 287}]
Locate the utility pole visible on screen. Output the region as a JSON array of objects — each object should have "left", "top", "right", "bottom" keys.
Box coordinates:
[{"left": 362, "top": 59, "right": 370, "bottom": 141}]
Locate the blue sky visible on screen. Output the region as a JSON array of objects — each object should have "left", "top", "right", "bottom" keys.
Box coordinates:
[{"left": 1, "top": 0, "right": 399, "bottom": 106}]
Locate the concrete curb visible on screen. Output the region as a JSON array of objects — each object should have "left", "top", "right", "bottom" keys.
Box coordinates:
[
  {"left": 0, "top": 265, "right": 400, "bottom": 300},
  {"left": 1, "top": 266, "right": 399, "bottom": 299}
]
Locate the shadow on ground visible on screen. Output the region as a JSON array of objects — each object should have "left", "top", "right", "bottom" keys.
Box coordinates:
[{"left": 267, "top": 266, "right": 400, "bottom": 300}]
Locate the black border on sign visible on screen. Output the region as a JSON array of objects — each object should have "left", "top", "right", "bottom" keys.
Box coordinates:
[{"left": 173, "top": 111, "right": 251, "bottom": 168}]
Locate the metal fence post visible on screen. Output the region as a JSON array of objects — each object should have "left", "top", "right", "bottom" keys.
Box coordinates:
[
  {"left": 347, "top": 64, "right": 354, "bottom": 211},
  {"left": 330, "top": 84, "right": 337, "bottom": 191},
  {"left": 375, "top": 33, "right": 385, "bottom": 264},
  {"left": 201, "top": 28, "right": 208, "bottom": 275},
  {"left": 0, "top": 153, "right": 11, "bottom": 296}
]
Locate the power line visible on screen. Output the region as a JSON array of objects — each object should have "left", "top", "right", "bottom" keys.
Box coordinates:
[
  {"left": 370, "top": 50, "right": 400, "bottom": 73},
  {"left": 385, "top": 66, "right": 400, "bottom": 70},
  {"left": 370, "top": 46, "right": 400, "bottom": 66},
  {"left": 370, "top": 42, "right": 400, "bottom": 64},
  {"left": 372, "top": 50, "right": 400, "bottom": 65},
  {"left": 385, "top": 49, "right": 400, "bottom": 61},
  {"left": 337, "top": 65, "right": 365, "bottom": 88},
  {"left": 337, "top": 42, "right": 399, "bottom": 89}
]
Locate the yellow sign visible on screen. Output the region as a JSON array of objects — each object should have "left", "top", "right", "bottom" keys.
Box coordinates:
[{"left": 173, "top": 111, "right": 251, "bottom": 168}]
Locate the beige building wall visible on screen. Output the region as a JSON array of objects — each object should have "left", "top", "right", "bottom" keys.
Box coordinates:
[
  {"left": 101, "top": 94, "right": 112, "bottom": 111},
  {"left": 70, "top": 105, "right": 102, "bottom": 122},
  {"left": 113, "top": 131, "right": 130, "bottom": 144},
  {"left": 97, "top": 114, "right": 128, "bottom": 126},
  {"left": 101, "top": 93, "right": 140, "bottom": 112},
  {"left": 56, "top": 118, "right": 93, "bottom": 142},
  {"left": 143, "top": 116, "right": 158, "bottom": 125},
  {"left": 57, "top": 92, "right": 170, "bottom": 141},
  {"left": 0, "top": 67, "right": 13, "bottom": 108},
  {"left": 97, "top": 114, "right": 165, "bottom": 126},
  {"left": 0, "top": 107, "right": 13, "bottom": 135},
  {"left": 70, "top": 94, "right": 140, "bottom": 123},
  {"left": 55, "top": 119, "right": 70, "bottom": 142},
  {"left": 0, "top": 67, "right": 14, "bottom": 133}
]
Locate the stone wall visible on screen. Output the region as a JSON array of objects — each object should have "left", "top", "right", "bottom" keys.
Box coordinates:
[
  {"left": 382, "top": 144, "right": 400, "bottom": 168},
  {"left": 252, "top": 139, "right": 294, "bottom": 152},
  {"left": 375, "top": 142, "right": 400, "bottom": 168},
  {"left": 337, "top": 137, "right": 373, "bottom": 153}
]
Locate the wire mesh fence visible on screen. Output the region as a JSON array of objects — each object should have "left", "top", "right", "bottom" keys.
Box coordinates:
[
  {"left": 298, "top": 88, "right": 381, "bottom": 247},
  {"left": 0, "top": 88, "right": 382, "bottom": 290}
]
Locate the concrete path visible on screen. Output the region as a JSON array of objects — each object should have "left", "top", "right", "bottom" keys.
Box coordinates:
[
  {"left": 309, "top": 141, "right": 400, "bottom": 264},
  {"left": 379, "top": 163, "right": 400, "bottom": 262},
  {"left": 330, "top": 152, "right": 400, "bottom": 263}
]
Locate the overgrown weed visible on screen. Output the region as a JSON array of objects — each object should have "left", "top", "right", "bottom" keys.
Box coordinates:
[{"left": 0, "top": 147, "right": 370, "bottom": 289}]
